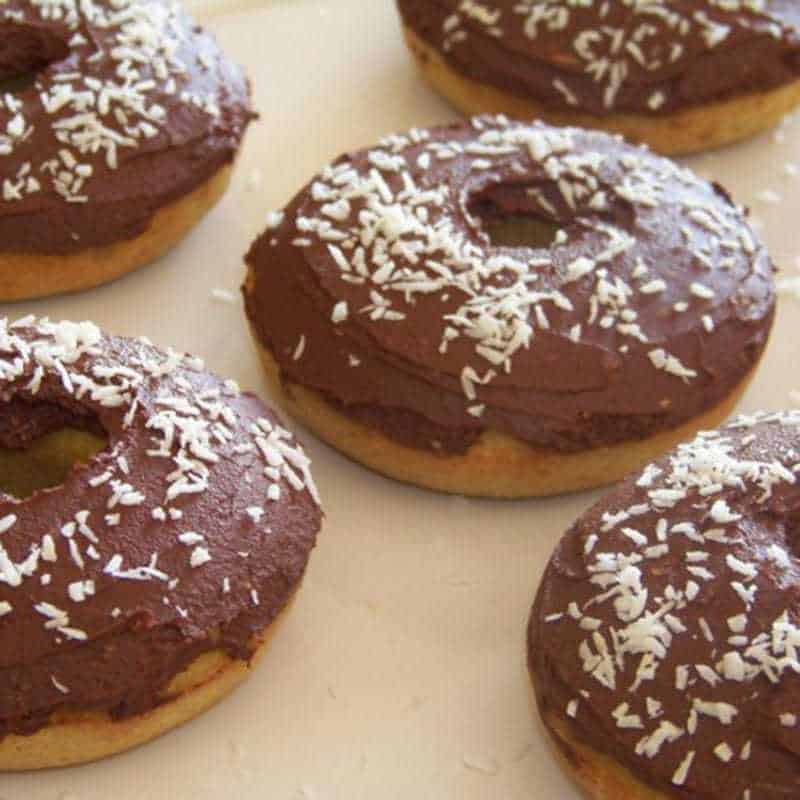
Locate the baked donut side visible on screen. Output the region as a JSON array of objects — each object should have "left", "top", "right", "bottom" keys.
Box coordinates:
[
  {"left": 245, "top": 291, "right": 757, "bottom": 498},
  {"left": 537, "top": 710, "right": 674, "bottom": 800},
  {"left": 244, "top": 117, "right": 774, "bottom": 497},
  {"left": 0, "top": 165, "right": 233, "bottom": 302},
  {"left": 0, "top": 318, "right": 322, "bottom": 769},
  {"left": 0, "top": 0, "right": 254, "bottom": 300},
  {"left": 396, "top": 1, "right": 800, "bottom": 155},
  {"left": 0, "top": 622, "right": 277, "bottom": 771},
  {"left": 528, "top": 411, "right": 800, "bottom": 799}
]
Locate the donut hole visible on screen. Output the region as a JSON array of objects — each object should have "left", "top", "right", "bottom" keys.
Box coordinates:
[
  {"left": 481, "top": 215, "right": 562, "bottom": 249},
  {"left": 0, "top": 399, "right": 107, "bottom": 500},
  {"left": 0, "top": 26, "right": 70, "bottom": 94},
  {"left": 468, "top": 190, "right": 562, "bottom": 250}
]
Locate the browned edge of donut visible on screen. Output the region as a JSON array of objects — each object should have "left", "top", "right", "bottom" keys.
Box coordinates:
[
  {"left": 244, "top": 269, "right": 758, "bottom": 498},
  {"left": 0, "top": 593, "right": 296, "bottom": 771},
  {"left": 0, "top": 164, "right": 234, "bottom": 303},
  {"left": 402, "top": 26, "right": 800, "bottom": 156},
  {"left": 529, "top": 679, "right": 672, "bottom": 800}
]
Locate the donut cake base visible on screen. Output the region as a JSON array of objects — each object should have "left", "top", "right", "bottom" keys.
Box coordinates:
[
  {"left": 537, "top": 706, "right": 671, "bottom": 800},
  {"left": 403, "top": 27, "right": 800, "bottom": 156},
  {"left": 0, "top": 165, "right": 232, "bottom": 303},
  {"left": 246, "top": 275, "right": 756, "bottom": 498},
  {"left": 0, "top": 600, "right": 290, "bottom": 771}
]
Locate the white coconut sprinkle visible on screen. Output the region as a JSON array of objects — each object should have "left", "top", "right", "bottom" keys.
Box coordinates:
[
  {"left": 211, "top": 289, "right": 236, "bottom": 304},
  {"left": 0, "top": 514, "right": 17, "bottom": 534},
  {"left": 331, "top": 301, "right": 349, "bottom": 324},
  {"left": 246, "top": 507, "right": 264, "bottom": 523},
  {"left": 672, "top": 750, "right": 695, "bottom": 786},
  {"left": 566, "top": 698, "right": 579, "bottom": 718},
  {"left": 189, "top": 546, "right": 212, "bottom": 568},
  {"left": 178, "top": 532, "right": 204, "bottom": 546},
  {"left": 293, "top": 335, "right": 306, "bottom": 361}
]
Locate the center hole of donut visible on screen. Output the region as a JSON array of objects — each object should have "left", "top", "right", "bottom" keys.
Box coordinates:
[
  {"left": 0, "top": 400, "right": 107, "bottom": 500},
  {"left": 481, "top": 215, "right": 562, "bottom": 248},
  {"left": 0, "top": 27, "right": 70, "bottom": 94},
  {"left": 468, "top": 191, "right": 561, "bottom": 249}
]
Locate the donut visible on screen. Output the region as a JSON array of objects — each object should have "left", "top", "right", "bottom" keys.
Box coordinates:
[
  {"left": 0, "top": 316, "right": 321, "bottom": 770},
  {"left": 0, "top": 0, "right": 253, "bottom": 301},
  {"left": 528, "top": 410, "right": 800, "bottom": 799},
  {"left": 396, "top": 1, "right": 800, "bottom": 155},
  {"left": 243, "top": 116, "right": 774, "bottom": 498}
]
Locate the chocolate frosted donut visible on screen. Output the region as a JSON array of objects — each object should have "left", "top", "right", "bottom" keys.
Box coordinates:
[
  {"left": 397, "top": 1, "right": 800, "bottom": 154},
  {"left": 0, "top": 0, "right": 253, "bottom": 301},
  {"left": 528, "top": 411, "right": 800, "bottom": 799},
  {"left": 243, "top": 117, "right": 774, "bottom": 498},
  {"left": 0, "top": 317, "right": 321, "bottom": 769}
]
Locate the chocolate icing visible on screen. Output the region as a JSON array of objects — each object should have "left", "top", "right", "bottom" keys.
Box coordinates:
[
  {"left": 528, "top": 411, "right": 800, "bottom": 798},
  {"left": 244, "top": 117, "right": 774, "bottom": 455},
  {"left": 0, "top": 0, "right": 253, "bottom": 255},
  {"left": 0, "top": 318, "right": 322, "bottom": 739},
  {"left": 396, "top": 0, "right": 800, "bottom": 116}
]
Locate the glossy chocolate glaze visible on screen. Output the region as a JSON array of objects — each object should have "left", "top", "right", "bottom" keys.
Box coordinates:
[
  {"left": 529, "top": 411, "right": 800, "bottom": 798},
  {"left": 0, "top": 0, "right": 253, "bottom": 254},
  {"left": 245, "top": 117, "right": 774, "bottom": 455},
  {"left": 0, "top": 318, "right": 321, "bottom": 738},
  {"left": 397, "top": 0, "right": 800, "bottom": 116}
]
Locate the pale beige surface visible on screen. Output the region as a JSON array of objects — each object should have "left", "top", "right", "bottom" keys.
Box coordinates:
[{"left": 3, "top": 1, "right": 800, "bottom": 798}]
